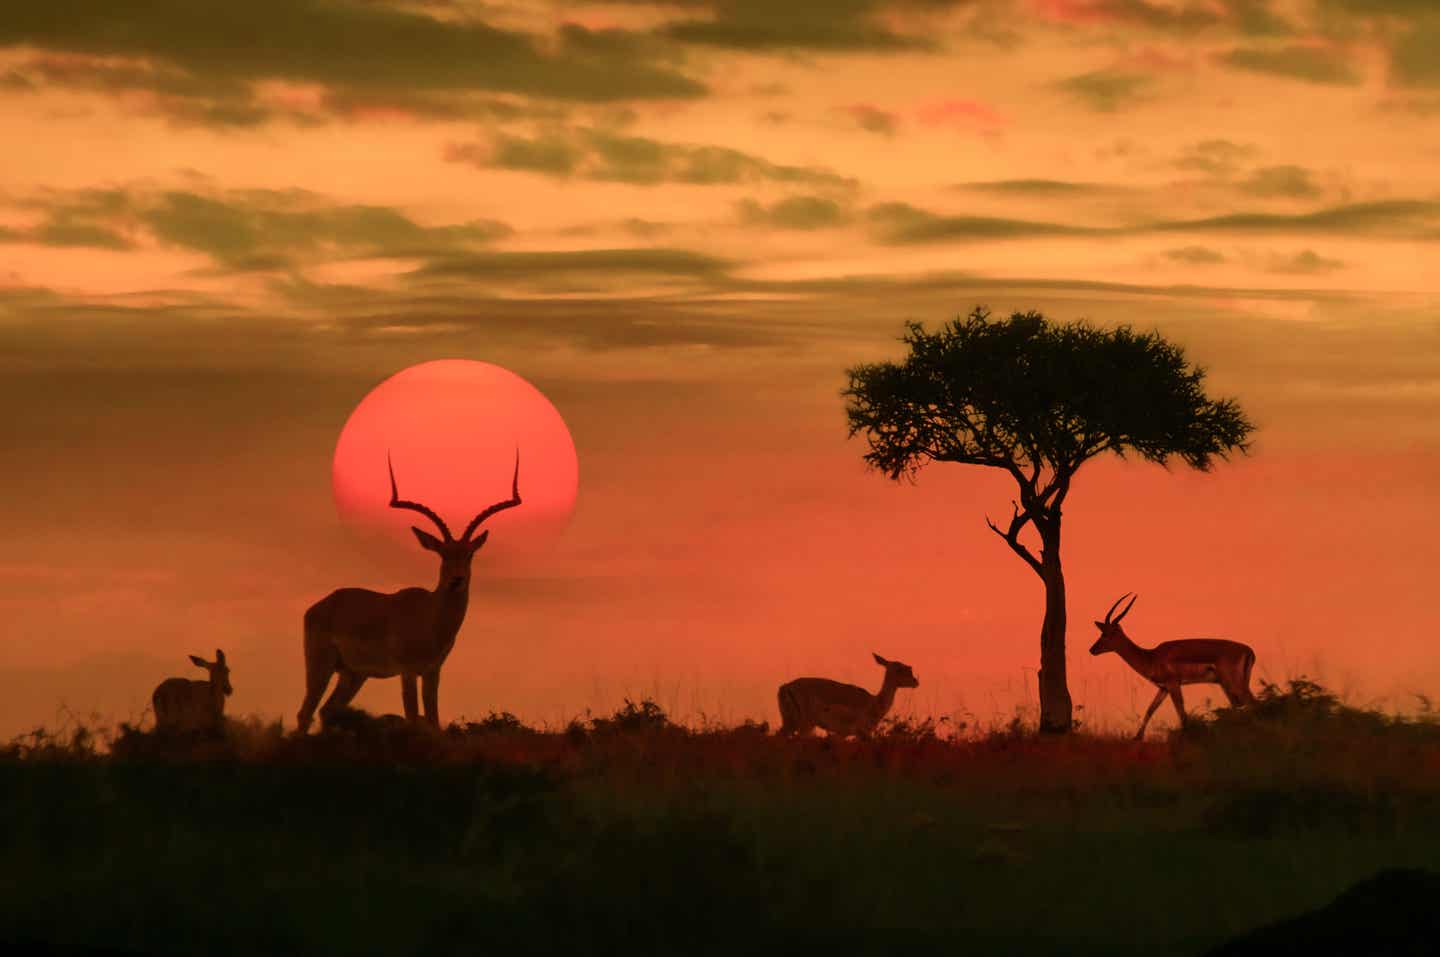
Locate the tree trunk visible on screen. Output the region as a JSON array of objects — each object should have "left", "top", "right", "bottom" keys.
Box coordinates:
[{"left": 1036, "top": 523, "right": 1072, "bottom": 734}]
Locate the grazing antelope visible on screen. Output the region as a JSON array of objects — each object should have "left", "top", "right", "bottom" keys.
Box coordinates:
[
  {"left": 1090, "top": 593, "right": 1257, "bottom": 739},
  {"left": 152, "top": 649, "right": 232, "bottom": 734},
  {"left": 778, "top": 653, "right": 919, "bottom": 738},
  {"left": 297, "top": 452, "right": 521, "bottom": 734}
]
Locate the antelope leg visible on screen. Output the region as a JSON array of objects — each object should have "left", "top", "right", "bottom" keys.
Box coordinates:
[
  {"left": 1136, "top": 687, "right": 1168, "bottom": 740},
  {"left": 422, "top": 669, "right": 442, "bottom": 728},
  {"left": 1168, "top": 686, "right": 1187, "bottom": 727},
  {"left": 402, "top": 673, "right": 419, "bottom": 721}
]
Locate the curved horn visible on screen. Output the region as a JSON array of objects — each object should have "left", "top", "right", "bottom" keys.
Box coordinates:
[
  {"left": 1114, "top": 593, "right": 1138, "bottom": 624},
  {"left": 1103, "top": 592, "right": 1132, "bottom": 624},
  {"left": 459, "top": 449, "right": 522, "bottom": 543},
  {"left": 388, "top": 453, "right": 455, "bottom": 541}
]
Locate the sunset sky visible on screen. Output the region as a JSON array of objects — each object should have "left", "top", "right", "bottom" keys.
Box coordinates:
[{"left": 2, "top": 0, "right": 1437, "bottom": 738}]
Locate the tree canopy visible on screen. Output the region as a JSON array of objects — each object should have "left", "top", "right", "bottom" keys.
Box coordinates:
[{"left": 845, "top": 306, "right": 1253, "bottom": 510}]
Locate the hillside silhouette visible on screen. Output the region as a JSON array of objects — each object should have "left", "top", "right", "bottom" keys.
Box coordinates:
[{"left": 4, "top": 681, "right": 1439, "bottom": 956}]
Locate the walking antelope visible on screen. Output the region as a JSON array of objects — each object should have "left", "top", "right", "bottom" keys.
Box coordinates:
[
  {"left": 296, "top": 452, "right": 521, "bottom": 734},
  {"left": 778, "top": 653, "right": 919, "bottom": 738},
  {"left": 153, "top": 649, "right": 232, "bottom": 734},
  {"left": 1090, "top": 593, "right": 1256, "bottom": 739}
]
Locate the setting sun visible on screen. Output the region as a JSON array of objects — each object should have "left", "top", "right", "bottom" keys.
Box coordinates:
[{"left": 331, "top": 359, "right": 579, "bottom": 563}]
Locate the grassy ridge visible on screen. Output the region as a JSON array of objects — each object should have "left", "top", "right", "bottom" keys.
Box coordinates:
[{"left": 3, "top": 682, "right": 1439, "bottom": 956}]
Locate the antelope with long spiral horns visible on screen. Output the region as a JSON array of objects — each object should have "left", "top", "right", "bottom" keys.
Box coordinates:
[
  {"left": 297, "top": 451, "right": 521, "bottom": 733},
  {"left": 1089, "top": 592, "right": 1257, "bottom": 740}
]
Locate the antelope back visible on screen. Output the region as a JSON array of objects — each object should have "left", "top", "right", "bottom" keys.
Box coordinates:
[{"left": 153, "top": 678, "right": 223, "bottom": 732}]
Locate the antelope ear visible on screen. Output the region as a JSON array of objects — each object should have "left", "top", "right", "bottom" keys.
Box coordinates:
[
  {"left": 467, "top": 529, "right": 490, "bottom": 551},
  {"left": 412, "top": 527, "right": 444, "bottom": 552},
  {"left": 872, "top": 653, "right": 889, "bottom": 666},
  {"left": 1093, "top": 621, "right": 1105, "bottom": 629},
  {"left": 189, "top": 655, "right": 209, "bottom": 669},
  {"left": 215, "top": 649, "right": 226, "bottom": 664}
]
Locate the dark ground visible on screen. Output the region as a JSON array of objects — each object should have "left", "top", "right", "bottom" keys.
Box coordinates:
[{"left": 3, "top": 682, "right": 1438, "bottom": 956}]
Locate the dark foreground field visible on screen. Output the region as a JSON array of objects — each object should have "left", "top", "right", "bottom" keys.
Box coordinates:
[{"left": 4, "top": 682, "right": 1439, "bottom": 956}]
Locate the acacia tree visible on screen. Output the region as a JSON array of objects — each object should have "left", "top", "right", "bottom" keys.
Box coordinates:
[{"left": 844, "top": 307, "right": 1254, "bottom": 734}]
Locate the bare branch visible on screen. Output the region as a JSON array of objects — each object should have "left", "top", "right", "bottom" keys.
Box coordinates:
[{"left": 985, "top": 501, "right": 1043, "bottom": 577}]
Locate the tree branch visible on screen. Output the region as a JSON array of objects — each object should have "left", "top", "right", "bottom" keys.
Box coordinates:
[{"left": 985, "top": 501, "right": 1044, "bottom": 577}]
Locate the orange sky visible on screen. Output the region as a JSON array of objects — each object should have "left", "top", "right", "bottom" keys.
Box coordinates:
[{"left": 2, "top": 0, "right": 1438, "bottom": 738}]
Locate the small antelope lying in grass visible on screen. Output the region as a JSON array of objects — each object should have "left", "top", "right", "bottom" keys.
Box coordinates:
[
  {"left": 152, "top": 649, "right": 232, "bottom": 734},
  {"left": 778, "top": 653, "right": 919, "bottom": 738}
]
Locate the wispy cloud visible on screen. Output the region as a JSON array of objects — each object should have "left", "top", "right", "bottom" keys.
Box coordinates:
[
  {"left": 447, "top": 127, "right": 857, "bottom": 190},
  {"left": 1218, "top": 44, "right": 1361, "bottom": 85},
  {"left": 736, "top": 195, "right": 853, "bottom": 230},
  {"left": 952, "top": 179, "right": 1126, "bottom": 195},
  {"left": 407, "top": 247, "right": 733, "bottom": 286},
  {"left": 0, "top": 2, "right": 706, "bottom": 125},
  {"left": 1174, "top": 139, "right": 1260, "bottom": 177},
  {"left": 1237, "top": 165, "right": 1324, "bottom": 199},
  {"left": 1057, "top": 69, "right": 1155, "bottom": 111},
  {"left": 868, "top": 197, "right": 1440, "bottom": 243},
  {"left": 1266, "top": 248, "right": 1345, "bottom": 273},
  {"left": 651, "top": 0, "right": 967, "bottom": 52},
  {"left": 1389, "top": 19, "right": 1440, "bottom": 88},
  {"left": 867, "top": 201, "right": 1098, "bottom": 242},
  {"left": 1165, "top": 245, "right": 1227, "bottom": 264},
  {"left": 1, "top": 187, "right": 511, "bottom": 269},
  {"left": 841, "top": 103, "right": 899, "bottom": 135}
]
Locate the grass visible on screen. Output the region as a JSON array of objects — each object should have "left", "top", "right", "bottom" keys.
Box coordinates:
[{"left": 2, "top": 680, "right": 1439, "bottom": 956}]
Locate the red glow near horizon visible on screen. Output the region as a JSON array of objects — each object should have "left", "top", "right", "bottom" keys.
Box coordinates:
[{"left": 331, "top": 360, "right": 579, "bottom": 566}]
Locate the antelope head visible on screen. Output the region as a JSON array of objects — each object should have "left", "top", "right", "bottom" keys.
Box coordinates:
[
  {"left": 1089, "top": 592, "right": 1137, "bottom": 655},
  {"left": 388, "top": 450, "right": 522, "bottom": 593},
  {"left": 190, "top": 648, "right": 233, "bottom": 696},
  {"left": 873, "top": 653, "right": 920, "bottom": 689}
]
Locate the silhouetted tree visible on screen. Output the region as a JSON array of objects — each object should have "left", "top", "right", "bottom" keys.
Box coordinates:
[{"left": 844, "top": 307, "right": 1254, "bottom": 734}]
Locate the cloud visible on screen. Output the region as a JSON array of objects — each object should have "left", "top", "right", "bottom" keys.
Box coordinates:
[
  {"left": 29, "top": 221, "right": 134, "bottom": 250},
  {"left": 1036, "top": 0, "right": 1292, "bottom": 35},
  {"left": 952, "top": 179, "right": 1123, "bottom": 195},
  {"left": 1155, "top": 200, "right": 1440, "bottom": 236},
  {"left": 1390, "top": 20, "right": 1440, "bottom": 88},
  {"left": 1057, "top": 69, "right": 1154, "bottom": 111},
  {"left": 1315, "top": 0, "right": 1436, "bottom": 19},
  {"left": 0, "top": 2, "right": 706, "bottom": 122},
  {"left": 1227, "top": 0, "right": 1296, "bottom": 36},
  {"left": 864, "top": 197, "right": 1440, "bottom": 244},
  {"left": 1238, "top": 165, "right": 1323, "bottom": 198},
  {"left": 1174, "top": 139, "right": 1259, "bottom": 177},
  {"left": 3, "top": 187, "right": 511, "bottom": 269},
  {"left": 737, "top": 195, "right": 852, "bottom": 230},
  {"left": 866, "top": 201, "right": 1098, "bottom": 242},
  {"left": 652, "top": 0, "right": 968, "bottom": 53},
  {"left": 447, "top": 126, "right": 857, "bottom": 190},
  {"left": 1165, "top": 245, "right": 1227, "bottom": 264},
  {"left": 478, "top": 131, "right": 586, "bottom": 175},
  {"left": 622, "top": 218, "right": 673, "bottom": 238},
  {"left": 407, "top": 247, "right": 733, "bottom": 285},
  {"left": 842, "top": 103, "right": 899, "bottom": 135},
  {"left": 0, "top": 189, "right": 138, "bottom": 250},
  {"left": 1218, "top": 44, "right": 1361, "bottom": 85},
  {"left": 1266, "top": 249, "right": 1345, "bottom": 273}
]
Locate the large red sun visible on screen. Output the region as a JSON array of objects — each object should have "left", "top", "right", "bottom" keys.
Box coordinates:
[{"left": 332, "top": 360, "right": 578, "bottom": 564}]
